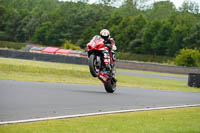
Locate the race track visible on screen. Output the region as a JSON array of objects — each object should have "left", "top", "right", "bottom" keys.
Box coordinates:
[{"left": 0, "top": 80, "right": 199, "bottom": 123}]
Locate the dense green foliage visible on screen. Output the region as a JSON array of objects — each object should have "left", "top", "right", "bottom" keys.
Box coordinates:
[
  {"left": 175, "top": 48, "right": 200, "bottom": 67},
  {"left": 0, "top": 0, "right": 200, "bottom": 58},
  {"left": 61, "top": 40, "right": 82, "bottom": 50}
]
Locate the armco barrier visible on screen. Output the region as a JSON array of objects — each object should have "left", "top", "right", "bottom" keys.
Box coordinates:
[
  {"left": 116, "top": 60, "right": 200, "bottom": 74},
  {"left": 0, "top": 49, "right": 200, "bottom": 74}
]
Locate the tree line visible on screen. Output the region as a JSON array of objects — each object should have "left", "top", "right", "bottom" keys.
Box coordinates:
[{"left": 0, "top": 0, "right": 200, "bottom": 57}]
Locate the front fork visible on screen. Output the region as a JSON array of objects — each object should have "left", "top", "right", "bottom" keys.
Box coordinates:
[
  {"left": 98, "top": 51, "right": 117, "bottom": 83},
  {"left": 104, "top": 50, "right": 110, "bottom": 63}
]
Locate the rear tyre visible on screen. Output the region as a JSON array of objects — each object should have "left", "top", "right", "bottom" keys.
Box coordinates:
[
  {"left": 89, "top": 54, "right": 99, "bottom": 77},
  {"left": 104, "top": 78, "right": 116, "bottom": 93}
]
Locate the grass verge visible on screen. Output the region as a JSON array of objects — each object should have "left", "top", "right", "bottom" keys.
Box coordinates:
[
  {"left": 0, "top": 107, "right": 200, "bottom": 133},
  {"left": 0, "top": 57, "right": 199, "bottom": 92},
  {"left": 118, "top": 68, "right": 188, "bottom": 78}
]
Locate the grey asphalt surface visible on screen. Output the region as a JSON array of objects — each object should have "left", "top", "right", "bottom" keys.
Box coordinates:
[
  {"left": 0, "top": 80, "right": 199, "bottom": 122},
  {"left": 118, "top": 71, "right": 188, "bottom": 82}
]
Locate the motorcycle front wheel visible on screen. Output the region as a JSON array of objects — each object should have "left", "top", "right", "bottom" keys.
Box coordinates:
[{"left": 89, "top": 54, "right": 100, "bottom": 77}]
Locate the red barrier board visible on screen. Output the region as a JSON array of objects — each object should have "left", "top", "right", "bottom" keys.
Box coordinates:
[
  {"left": 42, "top": 47, "right": 60, "bottom": 54},
  {"left": 56, "top": 49, "right": 72, "bottom": 55}
]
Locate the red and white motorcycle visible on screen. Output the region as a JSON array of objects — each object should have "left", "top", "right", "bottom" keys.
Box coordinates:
[{"left": 87, "top": 35, "right": 117, "bottom": 93}]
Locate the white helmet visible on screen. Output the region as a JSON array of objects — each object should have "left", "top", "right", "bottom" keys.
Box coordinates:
[{"left": 100, "top": 29, "right": 110, "bottom": 40}]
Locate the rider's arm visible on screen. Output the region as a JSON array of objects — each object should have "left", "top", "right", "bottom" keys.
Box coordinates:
[{"left": 110, "top": 38, "right": 117, "bottom": 51}]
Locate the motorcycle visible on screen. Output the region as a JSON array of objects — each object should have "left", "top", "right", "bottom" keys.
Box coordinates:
[{"left": 87, "top": 35, "right": 117, "bottom": 93}]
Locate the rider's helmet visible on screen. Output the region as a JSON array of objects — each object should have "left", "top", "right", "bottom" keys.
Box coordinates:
[{"left": 100, "top": 29, "right": 110, "bottom": 41}]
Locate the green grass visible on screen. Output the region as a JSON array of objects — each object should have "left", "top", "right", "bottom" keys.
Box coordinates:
[
  {"left": 0, "top": 57, "right": 100, "bottom": 84},
  {"left": 117, "top": 75, "right": 193, "bottom": 92},
  {"left": 0, "top": 57, "right": 199, "bottom": 92},
  {"left": 0, "top": 107, "right": 200, "bottom": 133},
  {"left": 118, "top": 68, "right": 188, "bottom": 78}
]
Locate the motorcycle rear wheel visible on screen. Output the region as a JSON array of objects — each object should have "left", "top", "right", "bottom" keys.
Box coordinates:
[{"left": 104, "top": 78, "right": 116, "bottom": 93}]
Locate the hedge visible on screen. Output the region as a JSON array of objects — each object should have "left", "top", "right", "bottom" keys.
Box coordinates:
[
  {"left": 0, "top": 41, "right": 26, "bottom": 50},
  {"left": 175, "top": 48, "right": 200, "bottom": 67},
  {"left": 116, "top": 52, "right": 174, "bottom": 64}
]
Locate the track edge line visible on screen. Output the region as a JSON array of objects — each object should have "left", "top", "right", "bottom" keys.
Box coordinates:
[{"left": 1, "top": 104, "right": 200, "bottom": 125}]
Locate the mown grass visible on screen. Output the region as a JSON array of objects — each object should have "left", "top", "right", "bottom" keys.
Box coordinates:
[
  {"left": 0, "top": 57, "right": 199, "bottom": 92},
  {"left": 118, "top": 68, "right": 188, "bottom": 78},
  {"left": 0, "top": 57, "right": 99, "bottom": 84},
  {"left": 118, "top": 75, "right": 193, "bottom": 92},
  {"left": 0, "top": 107, "right": 200, "bottom": 133}
]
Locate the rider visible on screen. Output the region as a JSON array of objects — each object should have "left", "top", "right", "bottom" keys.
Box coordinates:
[
  {"left": 99, "top": 29, "right": 117, "bottom": 78},
  {"left": 100, "top": 29, "right": 117, "bottom": 62},
  {"left": 100, "top": 29, "right": 117, "bottom": 52}
]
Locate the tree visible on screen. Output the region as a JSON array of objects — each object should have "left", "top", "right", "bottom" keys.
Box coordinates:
[
  {"left": 145, "top": 1, "right": 176, "bottom": 20},
  {"left": 151, "top": 21, "right": 172, "bottom": 56},
  {"left": 33, "top": 21, "right": 54, "bottom": 45},
  {"left": 141, "top": 20, "right": 162, "bottom": 54},
  {"left": 119, "top": 0, "right": 139, "bottom": 16},
  {"left": 179, "top": 0, "right": 199, "bottom": 14},
  {"left": 0, "top": 5, "right": 8, "bottom": 41},
  {"left": 0, "top": 5, "right": 6, "bottom": 17},
  {"left": 95, "top": 0, "right": 118, "bottom": 6},
  {"left": 166, "top": 24, "right": 188, "bottom": 56},
  {"left": 183, "top": 23, "right": 200, "bottom": 50},
  {"left": 127, "top": 15, "right": 147, "bottom": 53},
  {"left": 3, "top": 9, "right": 24, "bottom": 41}
]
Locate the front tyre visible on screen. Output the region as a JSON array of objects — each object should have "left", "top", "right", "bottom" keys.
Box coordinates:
[
  {"left": 104, "top": 78, "right": 116, "bottom": 93},
  {"left": 89, "top": 54, "right": 100, "bottom": 77}
]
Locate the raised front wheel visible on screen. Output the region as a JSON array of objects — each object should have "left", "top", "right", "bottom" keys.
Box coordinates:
[{"left": 89, "top": 54, "right": 100, "bottom": 77}]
